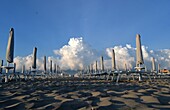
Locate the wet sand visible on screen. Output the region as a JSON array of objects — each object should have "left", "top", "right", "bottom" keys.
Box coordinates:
[{"left": 0, "top": 78, "right": 170, "bottom": 110}]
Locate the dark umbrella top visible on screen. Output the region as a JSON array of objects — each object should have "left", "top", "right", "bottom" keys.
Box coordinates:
[
  {"left": 50, "top": 60, "right": 52, "bottom": 73},
  {"left": 32, "top": 47, "right": 37, "bottom": 69},
  {"left": 100, "top": 56, "right": 104, "bottom": 71},
  {"left": 54, "top": 63, "right": 56, "bottom": 73},
  {"left": 44, "top": 56, "right": 46, "bottom": 71}
]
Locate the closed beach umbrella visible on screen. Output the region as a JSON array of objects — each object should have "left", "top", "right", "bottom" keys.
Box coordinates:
[
  {"left": 13, "top": 63, "right": 16, "bottom": 73},
  {"left": 54, "top": 63, "right": 56, "bottom": 73},
  {"left": 151, "top": 57, "right": 156, "bottom": 71},
  {"left": 158, "top": 64, "right": 160, "bottom": 73},
  {"left": 136, "top": 34, "right": 144, "bottom": 66},
  {"left": 0, "top": 60, "right": 3, "bottom": 73},
  {"left": 50, "top": 60, "right": 52, "bottom": 73},
  {"left": 100, "top": 56, "right": 104, "bottom": 71},
  {"left": 88, "top": 65, "right": 90, "bottom": 73},
  {"left": 57, "top": 65, "right": 60, "bottom": 73},
  {"left": 112, "top": 49, "right": 116, "bottom": 71},
  {"left": 32, "top": 47, "right": 37, "bottom": 69},
  {"left": 44, "top": 56, "right": 46, "bottom": 71},
  {"left": 6, "top": 28, "right": 14, "bottom": 63},
  {"left": 90, "top": 63, "right": 93, "bottom": 73},
  {"left": 0, "top": 60, "right": 3, "bottom": 66},
  {"left": 95, "top": 61, "right": 98, "bottom": 73}
]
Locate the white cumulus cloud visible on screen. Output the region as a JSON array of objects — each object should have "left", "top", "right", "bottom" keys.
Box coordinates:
[{"left": 53, "top": 37, "right": 99, "bottom": 70}]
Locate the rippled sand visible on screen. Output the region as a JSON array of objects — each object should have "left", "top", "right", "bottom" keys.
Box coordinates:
[{"left": 0, "top": 78, "right": 170, "bottom": 110}]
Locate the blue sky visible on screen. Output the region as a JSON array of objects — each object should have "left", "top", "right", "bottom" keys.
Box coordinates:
[{"left": 0, "top": 0, "right": 170, "bottom": 61}]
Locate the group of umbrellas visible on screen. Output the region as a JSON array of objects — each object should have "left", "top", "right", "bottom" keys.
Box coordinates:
[
  {"left": 0, "top": 28, "right": 168, "bottom": 83},
  {"left": 82, "top": 34, "right": 167, "bottom": 82},
  {"left": 0, "top": 28, "right": 62, "bottom": 83}
]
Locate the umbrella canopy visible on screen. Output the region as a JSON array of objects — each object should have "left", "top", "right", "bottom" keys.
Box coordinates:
[
  {"left": 95, "top": 61, "right": 98, "bottom": 73},
  {"left": 50, "top": 60, "right": 52, "bottom": 73},
  {"left": 13, "top": 63, "right": 16, "bottom": 73},
  {"left": 112, "top": 49, "right": 116, "bottom": 71},
  {"left": 100, "top": 56, "right": 104, "bottom": 71},
  {"left": 151, "top": 57, "right": 156, "bottom": 71},
  {"left": 32, "top": 47, "right": 37, "bottom": 69},
  {"left": 157, "top": 64, "right": 160, "bottom": 72},
  {"left": 57, "top": 65, "right": 60, "bottom": 73},
  {"left": 0, "top": 60, "right": 3, "bottom": 73},
  {"left": 0, "top": 60, "right": 3, "bottom": 67},
  {"left": 136, "top": 34, "right": 144, "bottom": 66},
  {"left": 54, "top": 63, "right": 56, "bottom": 73},
  {"left": 6, "top": 28, "right": 14, "bottom": 63},
  {"left": 88, "top": 65, "right": 90, "bottom": 73},
  {"left": 90, "top": 63, "right": 93, "bottom": 73},
  {"left": 44, "top": 56, "right": 46, "bottom": 71}
]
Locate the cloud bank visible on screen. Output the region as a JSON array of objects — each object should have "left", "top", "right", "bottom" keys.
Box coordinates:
[{"left": 14, "top": 37, "right": 170, "bottom": 72}]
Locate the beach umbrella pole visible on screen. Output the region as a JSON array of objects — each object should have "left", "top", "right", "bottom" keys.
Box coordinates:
[
  {"left": 138, "top": 64, "right": 142, "bottom": 81},
  {"left": 0, "top": 73, "right": 2, "bottom": 83},
  {"left": 0, "top": 60, "right": 3, "bottom": 83},
  {"left": 24, "top": 72, "right": 27, "bottom": 80},
  {"left": 32, "top": 71, "right": 34, "bottom": 80},
  {"left": 5, "top": 62, "right": 9, "bottom": 82},
  {"left": 138, "top": 73, "right": 142, "bottom": 81}
]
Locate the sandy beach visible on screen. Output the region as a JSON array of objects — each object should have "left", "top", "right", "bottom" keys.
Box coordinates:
[{"left": 0, "top": 78, "right": 170, "bottom": 110}]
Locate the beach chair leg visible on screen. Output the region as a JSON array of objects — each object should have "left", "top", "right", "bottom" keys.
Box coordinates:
[
  {"left": 18, "top": 74, "right": 21, "bottom": 81},
  {"left": 24, "top": 74, "right": 27, "bottom": 80},
  {"left": 15, "top": 74, "right": 17, "bottom": 81},
  {"left": 132, "top": 74, "right": 135, "bottom": 81},
  {"left": 13, "top": 74, "right": 15, "bottom": 80},
  {"left": 0, "top": 75, "right": 2, "bottom": 83},
  {"left": 5, "top": 74, "right": 8, "bottom": 82},
  {"left": 47, "top": 74, "right": 50, "bottom": 79},
  {"left": 127, "top": 74, "right": 130, "bottom": 81},
  {"left": 106, "top": 75, "right": 109, "bottom": 80},
  {"left": 147, "top": 74, "right": 152, "bottom": 82},
  {"left": 25, "top": 75, "right": 27, "bottom": 80},
  {"left": 5, "top": 69, "right": 9, "bottom": 82},
  {"left": 8, "top": 74, "right": 11, "bottom": 81},
  {"left": 116, "top": 73, "right": 120, "bottom": 83},
  {"left": 111, "top": 74, "right": 115, "bottom": 81},
  {"left": 111, "top": 76, "right": 114, "bottom": 81},
  {"left": 113, "top": 74, "right": 116, "bottom": 81},
  {"left": 46, "top": 74, "right": 48, "bottom": 79},
  {"left": 32, "top": 74, "right": 34, "bottom": 80},
  {"left": 154, "top": 74, "right": 157, "bottom": 79},
  {"left": 27, "top": 74, "right": 29, "bottom": 80},
  {"left": 48, "top": 74, "right": 50, "bottom": 79}
]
